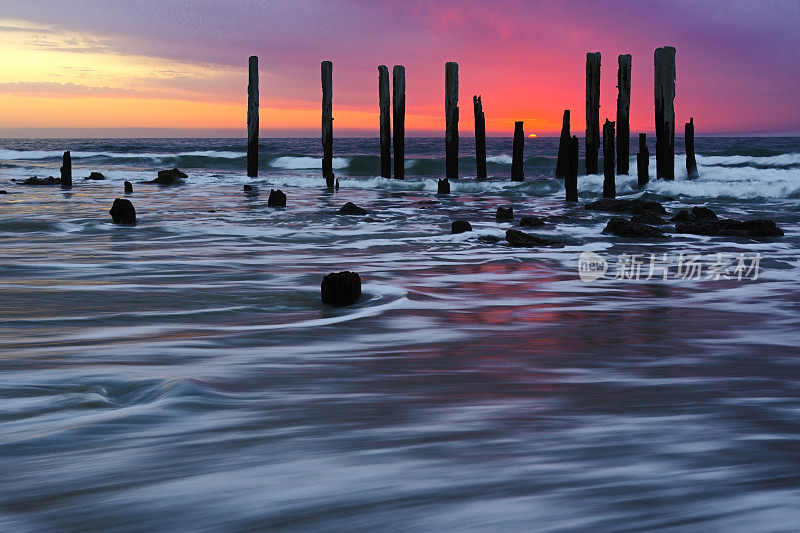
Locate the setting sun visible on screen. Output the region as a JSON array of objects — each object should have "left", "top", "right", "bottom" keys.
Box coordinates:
[{"left": 528, "top": 133, "right": 537, "bottom": 138}]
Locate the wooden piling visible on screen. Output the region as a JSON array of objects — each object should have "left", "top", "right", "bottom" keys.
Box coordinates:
[
  {"left": 565, "top": 135, "right": 579, "bottom": 202},
  {"left": 585, "top": 52, "right": 601, "bottom": 174},
  {"left": 473, "top": 95, "right": 487, "bottom": 180},
  {"left": 616, "top": 54, "right": 631, "bottom": 174},
  {"left": 321, "top": 60, "right": 334, "bottom": 187},
  {"left": 637, "top": 133, "right": 649, "bottom": 187},
  {"left": 602, "top": 119, "right": 615, "bottom": 198},
  {"left": 378, "top": 65, "right": 391, "bottom": 179},
  {"left": 511, "top": 121, "right": 524, "bottom": 181},
  {"left": 60, "top": 151, "right": 72, "bottom": 189},
  {"left": 555, "top": 110, "right": 571, "bottom": 178},
  {"left": 685, "top": 117, "right": 698, "bottom": 179},
  {"left": 392, "top": 65, "right": 405, "bottom": 180},
  {"left": 247, "top": 56, "right": 259, "bottom": 178},
  {"left": 654, "top": 46, "right": 676, "bottom": 180},
  {"left": 445, "top": 62, "right": 459, "bottom": 180}
]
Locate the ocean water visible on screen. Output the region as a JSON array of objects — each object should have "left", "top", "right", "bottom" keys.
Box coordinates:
[{"left": 1, "top": 136, "right": 799, "bottom": 531}]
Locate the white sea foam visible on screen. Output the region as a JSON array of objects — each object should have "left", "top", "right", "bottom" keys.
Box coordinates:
[
  {"left": 270, "top": 156, "right": 350, "bottom": 170},
  {"left": 486, "top": 155, "right": 513, "bottom": 164},
  {"left": 697, "top": 153, "right": 800, "bottom": 167}
]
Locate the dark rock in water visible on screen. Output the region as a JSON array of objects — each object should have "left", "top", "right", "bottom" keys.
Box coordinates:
[
  {"left": 243, "top": 184, "right": 253, "bottom": 192},
  {"left": 677, "top": 217, "right": 784, "bottom": 238},
  {"left": 519, "top": 216, "right": 545, "bottom": 228},
  {"left": 0, "top": 190, "right": 6, "bottom": 194},
  {"left": 22, "top": 176, "right": 60, "bottom": 186},
  {"left": 437, "top": 178, "right": 450, "bottom": 194},
  {"left": 451, "top": 220, "right": 472, "bottom": 234},
  {"left": 670, "top": 209, "right": 694, "bottom": 223},
  {"left": 496, "top": 206, "right": 514, "bottom": 220},
  {"left": 585, "top": 198, "right": 667, "bottom": 215},
  {"left": 630, "top": 212, "right": 667, "bottom": 225},
  {"left": 603, "top": 217, "right": 666, "bottom": 238},
  {"left": 109, "top": 198, "right": 136, "bottom": 225},
  {"left": 675, "top": 220, "right": 720, "bottom": 236},
  {"left": 477, "top": 235, "right": 501, "bottom": 244},
  {"left": 321, "top": 271, "right": 362, "bottom": 307},
  {"left": 339, "top": 202, "right": 367, "bottom": 215},
  {"left": 83, "top": 172, "right": 105, "bottom": 180},
  {"left": 691, "top": 206, "right": 718, "bottom": 221},
  {"left": 124, "top": 181, "right": 133, "bottom": 194},
  {"left": 149, "top": 168, "right": 187, "bottom": 186},
  {"left": 268, "top": 189, "right": 286, "bottom": 207},
  {"left": 505, "top": 229, "right": 560, "bottom": 247}
]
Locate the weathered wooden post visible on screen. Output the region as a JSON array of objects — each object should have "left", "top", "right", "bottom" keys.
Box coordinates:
[
  {"left": 637, "top": 133, "right": 649, "bottom": 187},
  {"left": 616, "top": 54, "right": 631, "bottom": 174},
  {"left": 392, "top": 65, "right": 405, "bottom": 180},
  {"left": 585, "top": 52, "right": 601, "bottom": 174},
  {"left": 565, "top": 135, "right": 579, "bottom": 202},
  {"left": 445, "top": 62, "right": 459, "bottom": 180},
  {"left": 473, "top": 95, "right": 487, "bottom": 180},
  {"left": 685, "top": 117, "right": 698, "bottom": 179},
  {"left": 321, "top": 60, "right": 334, "bottom": 187},
  {"left": 654, "top": 46, "right": 676, "bottom": 180},
  {"left": 60, "top": 151, "right": 72, "bottom": 189},
  {"left": 602, "top": 119, "right": 615, "bottom": 198},
  {"left": 378, "top": 65, "right": 391, "bottom": 179},
  {"left": 555, "top": 110, "right": 571, "bottom": 178},
  {"left": 511, "top": 121, "right": 524, "bottom": 181},
  {"left": 247, "top": 56, "right": 259, "bottom": 178}
]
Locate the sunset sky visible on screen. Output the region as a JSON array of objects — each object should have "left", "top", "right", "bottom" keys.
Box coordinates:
[{"left": 0, "top": 0, "right": 798, "bottom": 137}]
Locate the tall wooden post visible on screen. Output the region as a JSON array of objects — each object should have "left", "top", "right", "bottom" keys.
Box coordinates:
[
  {"left": 60, "top": 150, "right": 72, "bottom": 189},
  {"left": 445, "top": 62, "right": 459, "bottom": 180},
  {"left": 321, "top": 60, "right": 334, "bottom": 187},
  {"left": 378, "top": 65, "right": 391, "bottom": 179},
  {"left": 555, "top": 110, "right": 571, "bottom": 178},
  {"left": 247, "top": 56, "right": 259, "bottom": 177},
  {"left": 602, "top": 119, "right": 615, "bottom": 198},
  {"left": 637, "top": 133, "right": 649, "bottom": 187},
  {"left": 565, "top": 135, "right": 579, "bottom": 202},
  {"left": 473, "top": 95, "right": 487, "bottom": 180},
  {"left": 585, "top": 52, "right": 601, "bottom": 174},
  {"left": 392, "top": 65, "right": 405, "bottom": 180},
  {"left": 654, "top": 46, "right": 676, "bottom": 180},
  {"left": 511, "top": 121, "right": 524, "bottom": 181},
  {"left": 685, "top": 117, "right": 698, "bottom": 179},
  {"left": 616, "top": 54, "right": 631, "bottom": 174}
]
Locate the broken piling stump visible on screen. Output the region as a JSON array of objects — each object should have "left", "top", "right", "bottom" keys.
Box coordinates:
[
  {"left": 585, "top": 52, "right": 601, "bottom": 174},
  {"left": 247, "top": 55, "right": 259, "bottom": 177},
  {"left": 109, "top": 198, "right": 136, "bottom": 225},
  {"left": 565, "top": 135, "right": 579, "bottom": 202},
  {"left": 637, "top": 134, "right": 649, "bottom": 187},
  {"left": 393, "top": 65, "right": 406, "bottom": 180},
  {"left": 685, "top": 117, "right": 698, "bottom": 179},
  {"left": 655, "top": 46, "right": 676, "bottom": 180},
  {"left": 474, "top": 95, "right": 487, "bottom": 180},
  {"left": 445, "top": 62, "right": 459, "bottom": 180},
  {"left": 511, "top": 121, "right": 524, "bottom": 181},
  {"left": 603, "top": 119, "right": 616, "bottom": 198},
  {"left": 321, "top": 271, "right": 362, "bottom": 307},
  {"left": 616, "top": 54, "right": 631, "bottom": 174},
  {"left": 496, "top": 206, "right": 514, "bottom": 220},
  {"left": 321, "top": 60, "right": 334, "bottom": 187},
  {"left": 60, "top": 151, "right": 72, "bottom": 190},
  {"left": 555, "top": 110, "right": 570, "bottom": 178},
  {"left": 124, "top": 181, "right": 133, "bottom": 194},
  {"left": 437, "top": 178, "right": 450, "bottom": 194},
  {"left": 379, "top": 65, "right": 391, "bottom": 179},
  {"left": 268, "top": 189, "right": 286, "bottom": 207}
]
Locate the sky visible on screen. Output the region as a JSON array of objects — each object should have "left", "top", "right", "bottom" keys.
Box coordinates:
[{"left": 0, "top": 0, "right": 798, "bottom": 137}]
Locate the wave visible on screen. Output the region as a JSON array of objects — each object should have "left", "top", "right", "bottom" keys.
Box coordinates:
[{"left": 696, "top": 153, "right": 800, "bottom": 168}]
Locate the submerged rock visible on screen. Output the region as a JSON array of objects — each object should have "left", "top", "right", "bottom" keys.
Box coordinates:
[
  {"left": 321, "top": 271, "right": 362, "bottom": 307},
  {"left": 243, "top": 184, "right": 253, "bottom": 192},
  {"left": 691, "top": 206, "right": 718, "bottom": 221},
  {"left": 585, "top": 198, "right": 667, "bottom": 215},
  {"left": 670, "top": 206, "right": 783, "bottom": 239},
  {"left": 477, "top": 235, "right": 501, "bottom": 244},
  {"left": 109, "top": 198, "right": 136, "bottom": 225},
  {"left": 124, "top": 181, "right": 133, "bottom": 194},
  {"left": 603, "top": 217, "right": 666, "bottom": 238},
  {"left": 0, "top": 190, "right": 6, "bottom": 194},
  {"left": 519, "top": 216, "right": 545, "bottom": 228},
  {"left": 496, "top": 206, "right": 514, "bottom": 220},
  {"left": 437, "top": 178, "right": 450, "bottom": 194},
  {"left": 451, "top": 220, "right": 472, "bottom": 234},
  {"left": 83, "top": 172, "right": 105, "bottom": 180},
  {"left": 505, "top": 229, "right": 560, "bottom": 247},
  {"left": 630, "top": 211, "right": 667, "bottom": 225},
  {"left": 670, "top": 209, "right": 694, "bottom": 223},
  {"left": 22, "top": 176, "right": 60, "bottom": 186},
  {"left": 268, "top": 189, "right": 286, "bottom": 207},
  {"left": 339, "top": 202, "right": 367, "bottom": 215},
  {"left": 148, "top": 168, "right": 187, "bottom": 186}
]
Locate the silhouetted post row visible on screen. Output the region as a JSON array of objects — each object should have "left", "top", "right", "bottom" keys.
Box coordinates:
[
  {"left": 602, "top": 119, "right": 615, "bottom": 198},
  {"left": 585, "top": 52, "right": 601, "bottom": 174},
  {"left": 555, "top": 110, "right": 571, "bottom": 178},
  {"left": 473, "top": 95, "right": 487, "bottom": 180},
  {"left": 378, "top": 65, "right": 391, "bottom": 179},
  {"left": 392, "top": 65, "right": 405, "bottom": 180},
  {"left": 654, "top": 46, "right": 676, "bottom": 180},
  {"left": 616, "top": 54, "right": 631, "bottom": 174},
  {"left": 247, "top": 56, "right": 259, "bottom": 178},
  {"left": 637, "top": 133, "right": 649, "bottom": 187},
  {"left": 445, "top": 62, "right": 459, "bottom": 180},
  {"left": 321, "top": 60, "right": 334, "bottom": 187},
  {"left": 685, "top": 117, "right": 698, "bottom": 179},
  {"left": 511, "top": 121, "right": 524, "bottom": 181}
]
